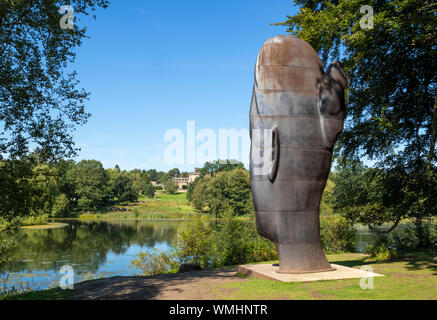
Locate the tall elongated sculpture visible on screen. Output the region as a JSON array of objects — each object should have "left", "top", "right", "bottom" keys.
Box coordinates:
[{"left": 249, "top": 36, "right": 347, "bottom": 273}]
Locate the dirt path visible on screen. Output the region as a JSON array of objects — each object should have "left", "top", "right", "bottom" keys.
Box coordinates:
[{"left": 73, "top": 268, "right": 245, "bottom": 300}]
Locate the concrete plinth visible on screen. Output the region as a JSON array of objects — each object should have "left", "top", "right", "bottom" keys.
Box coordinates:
[{"left": 238, "top": 263, "right": 384, "bottom": 283}]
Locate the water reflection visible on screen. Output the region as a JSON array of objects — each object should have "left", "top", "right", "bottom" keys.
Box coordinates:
[{"left": 1, "top": 220, "right": 188, "bottom": 291}]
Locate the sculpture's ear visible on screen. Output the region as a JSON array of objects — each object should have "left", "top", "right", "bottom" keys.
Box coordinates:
[
  {"left": 327, "top": 61, "right": 347, "bottom": 89},
  {"left": 318, "top": 61, "right": 347, "bottom": 116},
  {"left": 268, "top": 126, "right": 280, "bottom": 183}
]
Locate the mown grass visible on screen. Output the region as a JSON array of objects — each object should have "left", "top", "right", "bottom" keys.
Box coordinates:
[
  {"left": 77, "top": 193, "right": 198, "bottom": 220},
  {"left": 211, "top": 251, "right": 437, "bottom": 300}
]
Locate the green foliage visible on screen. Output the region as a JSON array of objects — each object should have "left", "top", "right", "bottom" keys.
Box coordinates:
[
  {"left": 373, "top": 224, "right": 437, "bottom": 253},
  {"left": 21, "top": 214, "right": 49, "bottom": 226},
  {"left": 130, "top": 249, "right": 177, "bottom": 276},
  {"left": 209, "top": 209, "right": 277, "bottom": 267},
  {"left": 190, "top": 176, "right": 211, "bottom": 211},
  {"left": 173, "top": 215, "right": 213, "bottom": 267},
  {"left": 332, "top": 158, "right": 437, "bottom": 229},
  {"left": 366, "top": 241, "right": 398, "bottom": 261},
  {"left": 0, "top": 225, "right": 15, "bottom": 270},
  {"left": 132, "top": 212, "right": 278, "bottom": 275},
  {"left": 164, "top": 179, "right": 178, "bottom": 195},
  {"left": 320, "top": 214, "right": 357, "bottom": 253},
  {"left": 67, "top": 160, "right": 109, "bottom": 210},
  {"left": 198, "top": 160, "right": 245, "bottom": 177},
  {"left": 190, "top": 168, "right": 254, "bottom": 217},
  {"left": 0, "top": 159, "right": 35, "bottom": 220},
  {"left": 142, "top": 183, "right": 155, "bottom": 198},
  {"left": 278, "top": 0, "right": 436, "bottom": 168},
  {"left": 279, "top": 0, "right": 437, "bottom": 235},
  {"left": 130, "top": 171, "right": 151, "bottom": 196},
  {"left": 51, "top": 194, "right": 70, "bottom": 217},
  {"left": 167, "top": 168, "right": 181, "bottom": 179},
  {"left": 0, "top": 0, "right": 109, "bottom": 160}
]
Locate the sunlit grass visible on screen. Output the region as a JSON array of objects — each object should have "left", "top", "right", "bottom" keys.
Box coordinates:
[
  {"left": 77, "top": 193, "right": 197, "bottom": 220},
  {"left": 211, "top": 252, "right": 437, "bottom": 300}
]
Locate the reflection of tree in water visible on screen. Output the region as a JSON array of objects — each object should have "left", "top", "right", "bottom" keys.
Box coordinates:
[{"left": 5, "top": 220, "right": 184, "bottom": 273}]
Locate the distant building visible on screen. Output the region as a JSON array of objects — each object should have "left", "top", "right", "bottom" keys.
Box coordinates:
[{"left": 172, "top": 169, "right": 203, "bottom": 191}]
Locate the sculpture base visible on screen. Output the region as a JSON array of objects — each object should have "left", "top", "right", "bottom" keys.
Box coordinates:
[
  {"left": 238, "top": 263, "right": 384, "bottom": 283},
  {"left": 276, "top": 266, "right": 335, "bottom": 274}
]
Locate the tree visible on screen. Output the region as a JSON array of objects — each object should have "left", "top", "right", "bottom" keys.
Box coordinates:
[
  {"left": 130, "top": 170, "right": 151, "bottom": 195},
  {"left": 207, "top": 169, "right": 254, "bottom": 217},
  {"left": 0, "top": 0, "right": 109, "bottom": 160},
  {"left": 167, "top": 168, "right": 180, "bottom": 179},
  {"left": 164, "top": 178, "right": 178, "bottom": 195},
  {"left": 143, "top": 183, "right": 155, "bottom": 198},
  {"left": 332, "top": 158, "right": 437, "bottom": 233},
  {"left": 146, "top": 169, "right": 159, "bottom": 181},
  {"left": 279, "top": 0, "right": 437, "bottom": 226},
  {"left": 191, "top": 176, "right": 211, "bottom": 212},
  {"left": 67, "top": 160, "right": 108, "bottom": 210},
  {"left": 198, "top": 160, "right": 245, "bottom": 177},
  {"left": 278, "top": 0, "right": 436, "bottom": 168}
]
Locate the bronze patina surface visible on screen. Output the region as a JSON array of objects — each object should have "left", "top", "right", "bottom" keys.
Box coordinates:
[{"left": 249, "top": 35, "right": 347, "bottom": 273}]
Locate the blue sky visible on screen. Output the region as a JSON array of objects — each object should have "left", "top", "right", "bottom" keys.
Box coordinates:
[{"left": 72, "top": 0, "right": 297, "bottom": 172}]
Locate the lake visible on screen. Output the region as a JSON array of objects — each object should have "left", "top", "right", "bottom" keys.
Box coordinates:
[{"left": 1, "top": 219, "right": 378, "bottom": 291}]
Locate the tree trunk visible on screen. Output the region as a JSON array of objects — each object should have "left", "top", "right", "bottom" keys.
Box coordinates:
[{"left": 428, "top": 88, "right": 437, "bottom": 166}]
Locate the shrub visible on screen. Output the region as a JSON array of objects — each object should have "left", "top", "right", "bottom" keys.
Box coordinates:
[
  {"left": 320, "top": 215, "right": 356, "bottom": 253},
  {"left": 209, "top": 209, "right": 276, "bottom": 267},
  {"left": 366, "top": 241, "right": 398, "bottom": 261},
  {"left": 21, "top": 214, "right": 49, "bottom": 226},
  {"left": 0, "top": 225, "right": 15, "bottom": 270},
  {"left": 131, "top": 211, "right": 278, "bottom": 275},
  {"left": 172, "top": 215, "right": 213, "bottom": 267},
  {"left": 51, "top": 194, "right": 70, "bottom": 217},
  {"left": 131, "top": 249, "right": 177, "bottom": 276},
  {"left": 370, "top": 224, "right": 437, "bottom": 254}
]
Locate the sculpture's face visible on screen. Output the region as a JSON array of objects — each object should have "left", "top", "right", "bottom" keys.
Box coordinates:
[{"left": 249, "top": 36, "right": 347, "bottom": 243}]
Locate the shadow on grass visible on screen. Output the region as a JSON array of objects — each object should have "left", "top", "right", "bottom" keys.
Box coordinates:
[
  {"left": 331, "top": 250, "right": 437, "bottom": 276},
  {"left": 402, "top": 251, "right": 437, "bottom": 275}
]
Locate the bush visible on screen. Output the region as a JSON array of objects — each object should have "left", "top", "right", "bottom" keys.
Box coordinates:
[
  {"left": 130, "top": 249, "right": 177, "bottom": 276},
  {"left": 21, "top": 214, "right": 49, "bottom": 226},
  {"left": 51, "top": 194, "right": 70, "bottom": 217},
  {"left": 0, "top": 225, "right": 15, "bottom": 270},
  {"left": 131, "top": 211, "right": 278, "bottom": 275},
  {"left": 320, "top": 215, "right": 356, "bottom": 253},
  {"left": 172, "top": 215, "right": 213, "bottom": 267},
  {"left": 209, "top": 209, "right": 276, "bottom": 267},
  {"left": 371, "top": 224, "right": 437, "bottom": 253},
  {"left": 366, "top": 241, "right": 398, "bottom": 261}
]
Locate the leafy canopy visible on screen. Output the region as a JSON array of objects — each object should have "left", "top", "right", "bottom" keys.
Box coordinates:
[
  {"left": 0, "top": 0, "right": 109, "bottom": 160},
  {"left": 278, "top": 0, "right": 436, "bottom": 168}
]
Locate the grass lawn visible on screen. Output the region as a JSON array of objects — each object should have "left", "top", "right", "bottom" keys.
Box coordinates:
[
  {"left": 76, "top": 192, "right": 198, "bottom": 220},
  {"left": 210, "top": 251, "right": 437, "bottom": 300}
]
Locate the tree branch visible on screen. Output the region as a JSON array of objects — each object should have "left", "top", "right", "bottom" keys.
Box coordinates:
[{"left": 368, "top": 216, "right": 401, "bottom": 234}]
